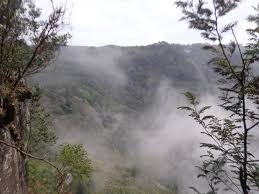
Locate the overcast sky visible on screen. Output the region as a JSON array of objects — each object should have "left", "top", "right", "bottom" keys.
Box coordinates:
[{"left": 35, "top": 0, "right": 258, "bottom": 46}]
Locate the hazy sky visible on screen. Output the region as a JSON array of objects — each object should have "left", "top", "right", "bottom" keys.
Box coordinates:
[{"left": 36, "top": 0, "right": 258, "bottom": 46}]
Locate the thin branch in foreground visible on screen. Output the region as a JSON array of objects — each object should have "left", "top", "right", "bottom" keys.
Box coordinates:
[
  {"left": 0, "top": 140, "right": 63, "bottom": 175},
  {"left": 247, "top": 121, "right": 259, "bottom": 131}
]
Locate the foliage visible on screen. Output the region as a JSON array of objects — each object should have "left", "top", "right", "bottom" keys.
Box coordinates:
[
  {"left": 28, "top": 142, "right": 92, "bottom": 193},
  {"left": 28, "top": 142, "right": 92, "bottom": 194},
  {"left": 28, "top": 160, "right": 57, "bottom": 194},
  {"left": 100, "top": 166, "right": 176, "bottom": 194},
  {"left": 27, "top": 87, "right": 58, "bottom": 192},
  {"left": 0, "top": 0, "right": 70, "bottom": 88},
  {"left": 27, "top": 89, "right": 92, "bottom": 193},
  {"left": 57, "top": 143, "right": 92, "bottom": 191},
  {"left": 177, "top": 0, "right": 259, "bottom": 194},
  {"left": 27, "top": 87, "right": 57, "bottom": 157},
  {"left": 0, "top": 0, "right": 70, "bottom": 128}
]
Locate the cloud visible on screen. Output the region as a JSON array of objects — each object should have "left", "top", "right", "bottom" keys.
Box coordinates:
[
  {"left": 35, "top": 0, "right": 259, "bottom": 46},
  {"left": 123, "top": 80, "right": 211, "bottom": 193}
]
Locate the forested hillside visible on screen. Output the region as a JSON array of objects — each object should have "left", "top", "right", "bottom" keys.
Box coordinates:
[
  {"left": 1, "top": 0, "right": 258, "bottom": 193},
  {"left": 32, "top": 42, "right": 219, "bottom": 193},
  {"left": 34, "top": 42, "right": 216, "bottom": 117}
]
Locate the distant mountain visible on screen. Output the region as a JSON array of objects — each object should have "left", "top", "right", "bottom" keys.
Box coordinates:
[
  {"left": 31, "top": 42, "right": 222, "bottom": 193},
  {"left": 35, "top": 42, "right": 216, "bottom": 109}
]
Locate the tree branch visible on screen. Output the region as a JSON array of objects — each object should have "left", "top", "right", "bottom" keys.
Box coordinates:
[
  {"left": 0, "top": 140, "right": 63, "bottom": 176},
  {"left": 231, "top": 27, "right": 246, "bottom": 67},
  {"left": 212, "top": 0, "right": 243, "bottom": 86},
  {"left": 247, "top": 121, "right": 259, "bottom": 131}
]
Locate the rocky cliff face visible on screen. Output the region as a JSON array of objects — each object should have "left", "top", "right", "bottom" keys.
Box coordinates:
[{"left": 0, "top": 100, "right": 30, "bottom": 194}]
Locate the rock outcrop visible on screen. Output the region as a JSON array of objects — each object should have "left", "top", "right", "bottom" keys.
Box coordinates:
[{"left": 0, "top": 100, "right": 30, "bottom": 194}]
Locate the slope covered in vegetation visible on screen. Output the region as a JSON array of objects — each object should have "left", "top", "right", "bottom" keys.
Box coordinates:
[{"left": 32, "top": 43, "right": 218, "bottom": 193}]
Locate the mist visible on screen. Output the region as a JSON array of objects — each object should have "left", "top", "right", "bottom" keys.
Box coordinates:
[{"left": 33, "top": 43, "right": 259, "bottom": 193}]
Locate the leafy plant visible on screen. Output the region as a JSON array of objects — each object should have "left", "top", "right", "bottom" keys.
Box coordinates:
[
  {"left": 28, "top": 160, "right": 57, "bottom": 194},
  {"left": 57, "top": 143, "right": 92, "bottom": 193},
  {"left": 176, "top": 0, "right": 259, "bottom": 193},
  {"left": 27, "top": 87, "right": 57, "bottom": 157}
]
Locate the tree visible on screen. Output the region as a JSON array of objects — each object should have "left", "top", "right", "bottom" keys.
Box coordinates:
[
  {"left": 0, "top": 0, "right": 70, "bottom": 126},
  {"left": 0, "top": 0, "right": 70, "bottom": 87},
  {"left": 27, "top": 143, "right": 92, "bottom": 194},
  {"left": 0, "top": 0, "right": 70, "bottom": 193},
  {"left": 26, "top": 87, "right": 57, "bottom": 193},
  {"left": 57, "top": 144, "right": 92, "bottom": 193},
  {"left": 26, "top": 90, "right": 92, "bottom": 193},
  {"left": 28, "top": 160, "right": 58, "bottom": 194},
  {"left": 176, "top": 1, "right": 259, "bottom": 194},
  {"left": 27, "top": 87, "right": 57, "bottom": 157}
]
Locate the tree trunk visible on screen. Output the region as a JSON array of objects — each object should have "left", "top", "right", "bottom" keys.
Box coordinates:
[{"left": 0, "top": 100, "right": 30, "bottom": 194}]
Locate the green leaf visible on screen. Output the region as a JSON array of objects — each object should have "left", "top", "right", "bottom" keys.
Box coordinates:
[
  {"left": 198, "top": 106, "right": 212, "bottom": 114},
  {"left": 202, "top": 115, "right": 215, "bottom": 121},
  {"left": 177, "top": 106, "right": 194, "bottom": 111},
  {"left": 189, "top": 186, "right": 202, "bottom": 194},
  {"left": 183, "top": 92, "right": 199, "bottom": 106},
  {"left": 57, "top": 144, "right": 92, "bottom": 181}
]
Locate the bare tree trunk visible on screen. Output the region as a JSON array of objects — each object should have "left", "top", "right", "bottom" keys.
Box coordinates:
[{"left": 0, "top": 100, "right": 30, "bottom": 194}]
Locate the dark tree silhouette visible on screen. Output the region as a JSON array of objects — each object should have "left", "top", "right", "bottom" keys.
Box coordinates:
[{"left": 177, "top": 1, "right": 259, "bottom": 194}]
